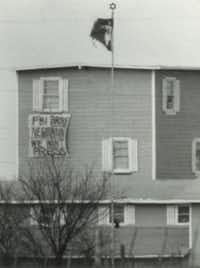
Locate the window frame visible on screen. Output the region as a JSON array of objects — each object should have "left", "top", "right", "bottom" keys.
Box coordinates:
[
  {"left": 98, "top": 204, "right": 135, "bottom": 226},
  {"left": 162, "top": 77, "right": 180, "bottom": 115},
  {"left": 30, "top": 206, "right": 67, "bottom": 226},
  {"left": 109, "top": 203, "right": 125, "bottom": 225},
  {"left": 177, "top": 205, "right": 190, "bottom": 225},
  {"left": 40, "top": 77, "right": 63, "bottom": 113},
  {"left": 167, "top": 204, "right": 191, "bottom": 226},
  {"left": 112, "top": 137, "right": 135, "bottom": 174},
  {"left": 192, "top": 138, "right": 200, "bottom": 175}
]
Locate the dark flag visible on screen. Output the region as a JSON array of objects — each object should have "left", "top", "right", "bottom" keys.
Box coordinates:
[{"left": 90, "top": 18, "right": 113, "bottom": 51}]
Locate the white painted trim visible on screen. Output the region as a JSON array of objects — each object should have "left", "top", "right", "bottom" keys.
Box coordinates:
[
  {"left": 112, "top": 137, "right": 138, "bottom": 174},
  {"left": 1, "top": 199, "right": 200, "bottom": 205},
  {"left": 15, "top": 63, "right": 161, "bottom": 71},
  {"left": 15, "top": 63, "right": 200, "bottom": 72},
  {"left": 151, "top": 70, "right": 156, "bottom": 180},
  {"left": 189, "top": 205, "right": 192, "bottom": 249},
  {"left": 16, "top": 72, "right": 19, "bottom": 179},
  {"left": 26, "top": 252, "right": 188, "bottom": 259}
]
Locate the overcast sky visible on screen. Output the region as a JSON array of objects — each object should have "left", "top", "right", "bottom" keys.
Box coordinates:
[{"left": 1, "top": 0, "right": 200, "bottom": 179}]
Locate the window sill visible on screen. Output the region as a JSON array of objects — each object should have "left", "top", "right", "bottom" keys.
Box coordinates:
[
  {"left": 113, "top": 169, "right": 134, "bottom": 175},
  {"left": 98, "top": 223, "right": 135, "bottom": 226},
  {"left": 163, "top": 109, "right": 177, "bottom": 115},
  {"left": 32, "top": 110, "right": 69, "bottom": 114}
]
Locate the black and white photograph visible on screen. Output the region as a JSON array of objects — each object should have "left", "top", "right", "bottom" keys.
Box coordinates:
[{"left": 0, "top": 0, "right": 200, "bottom": 267}]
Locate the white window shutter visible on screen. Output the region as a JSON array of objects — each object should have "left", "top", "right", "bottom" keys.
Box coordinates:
[
  {"left": 130, "top": 139, "right": 138, "bottom": 172},
  {"left": 167, "top": 205, "right": 177, "bottom": 225},
  {"left": 33, "top": 79, "right": 42, "bottom": 111},
  {"left": 162, "top": 78, "right": 168, "bottom": 112},
  {"left": 98, "top": 206, "right": 109, "bottom": 225},
  {"left": 58, "top": 79, "right": 63, "bottom": 112},
  {"left": 175, "top": 79, "right": 180, "bottom": 112},
  {"left": 28, "top": 115, "right": 33, "bottom": 157},
  {"left": 61, "top": 79, "right": 69, "bottom": 112},
  {"left": 125, "top": 205, "right": 135, "bottom": 224},
  {"left": 102, "top": 138, "right": 112, "bottom": 172}
]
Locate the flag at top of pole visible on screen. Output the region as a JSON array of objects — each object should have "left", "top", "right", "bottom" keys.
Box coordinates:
[{"left": 90, "top": 3, "right": 116, "bottom": 51}]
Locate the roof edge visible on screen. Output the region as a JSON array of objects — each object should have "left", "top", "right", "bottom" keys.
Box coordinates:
[
  {"left": 0, "top": 199, "right": 200, "bottom": 204},
  {"left": 15, "top": 63, "right": 200, "bottom": 71}
]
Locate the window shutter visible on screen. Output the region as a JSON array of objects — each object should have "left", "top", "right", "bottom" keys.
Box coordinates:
[
  {"left": 102, "top": 138, "right": 112, "bottom": 172},
  {"left": 125, "top": 205, "right": 135, "bottom": 224},
  {"left": 28, "top": 115, "right": 33, "bottom": 157},
  {"left": 130, "top": 139, "right": 138, "bottom": 172},
  {"left": 175, "top": 79, "right": 180, "bottom": 112},
  {"left": 167, "top": 205, "right": 177, "bottom": 225},
  {"left": 33, "top": 79, "right": 42, "bottom": 111},
  {"left": 61, "top": 79, "right": 69, "bottom": 112},
  {"left": 98, "top": 206, "right": 109, "bottom": 225},
  {"left": 162, "top": 78, "right": 168, "bottom": 112}
]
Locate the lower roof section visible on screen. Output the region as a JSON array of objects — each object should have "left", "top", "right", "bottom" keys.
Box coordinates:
[
  {"left": 92, "top": 226, "right": 189, "bottom": 258},
  {"left": 2, "top": 177, "right": 200, "bottom": 203}
]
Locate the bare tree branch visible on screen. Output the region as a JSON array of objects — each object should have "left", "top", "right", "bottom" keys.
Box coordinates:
[{"left": 19, "top": 154, "right": 109, "bottom": 265}]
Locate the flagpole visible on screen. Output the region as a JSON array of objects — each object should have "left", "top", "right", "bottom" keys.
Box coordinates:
[
  {"left": 110, "top": 3, "right": 115, "bottom": 91},
  {"left": 109, "top": 3, "right": 116, "bottom": 268}
]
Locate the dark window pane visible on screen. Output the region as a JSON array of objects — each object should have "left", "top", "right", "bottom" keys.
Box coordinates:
[
  {"left": 167, "top": 95, "right": 174, "bottom": 109},
  {"left": 178, "top": 214, "right": 189, "bottom": 223},
  {"left": 196, "top": 143, "right": 200, "bottom": 171},
  {"left": 178, "top": 206, "right": 189, "bottom": 214},
  {"left": 178, "top": 205, "right": 189, "bottom": 223},
  {"left": 109, "top": 204, "right": 124, "bottom": 223}
]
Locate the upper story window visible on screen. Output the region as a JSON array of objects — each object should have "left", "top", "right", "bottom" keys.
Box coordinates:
[
  {"left": 167, "top": 205, "right": 190, "bottom": 225},
  {"left": 162, "top": 77, "right": 180, "bottom": 115},
  {"left": 32, "top": 77, "right": 69, "bottom": 112},
  {"left": 192, "top": 138, "right": 200, "bottom": 175},
  {"left": 43, "top": 79, "right": 59, "bottom": 111},
  {"left": 98, "top": 204, "right": 135, "bottom": 226},
  {"left": 102, "top": 137, "right": 138, "bottom": 174}
]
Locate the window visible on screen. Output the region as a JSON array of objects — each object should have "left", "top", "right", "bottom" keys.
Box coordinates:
[
  {"left": 32, "top": 77, "right": 69, "bottom": 112},
  {"left": 43, "top": 80, "right": 59, "bottom": 111},
  {"left": 167, "top": 205, "right": 190, "bottom": 225},
  {"left": 177, "top": 205, "right": 190, "bottom": 224},
  {"left": 109, "top": 204, "right": 124, "bottom": 225},
  {"left": 98, "top": 204, "right": 135, "bottom": 225},
  {"left": 30, "top": 206, "right": 67, "bottom": 226},
  {"left": 102, "top": 137, "right": 138, "bottom": 174},
  {"left": 162, "top": 77, "right": 180, "bottom": 115},
  {"left": 113, "top": 140, "right": 129, "bottom": 171},
  {"left": 192, "top": 138, "right": 200, "bottom": 175}
]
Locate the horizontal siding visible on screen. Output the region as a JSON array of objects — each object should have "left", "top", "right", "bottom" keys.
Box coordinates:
[
  {"left": 135, "top": 205, "right": 166, "bottom": 226},
  {"left": 18, "top": 68, "right": 152, "bottom": 196},
  {"left": 156, "top": 70, "right": 200, "bottom": 179}
]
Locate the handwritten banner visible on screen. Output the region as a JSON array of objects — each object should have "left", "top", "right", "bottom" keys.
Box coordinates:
[{"left": 29, "top": 114, "right": 71, "bottom": 157}]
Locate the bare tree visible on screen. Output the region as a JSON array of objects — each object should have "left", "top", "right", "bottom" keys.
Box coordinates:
[
  {"left": 0, "top": 182, "right": 27, "bottom": 266},
  {"left": 19, "top": 154, "right": 109, "bottom": 266}
]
